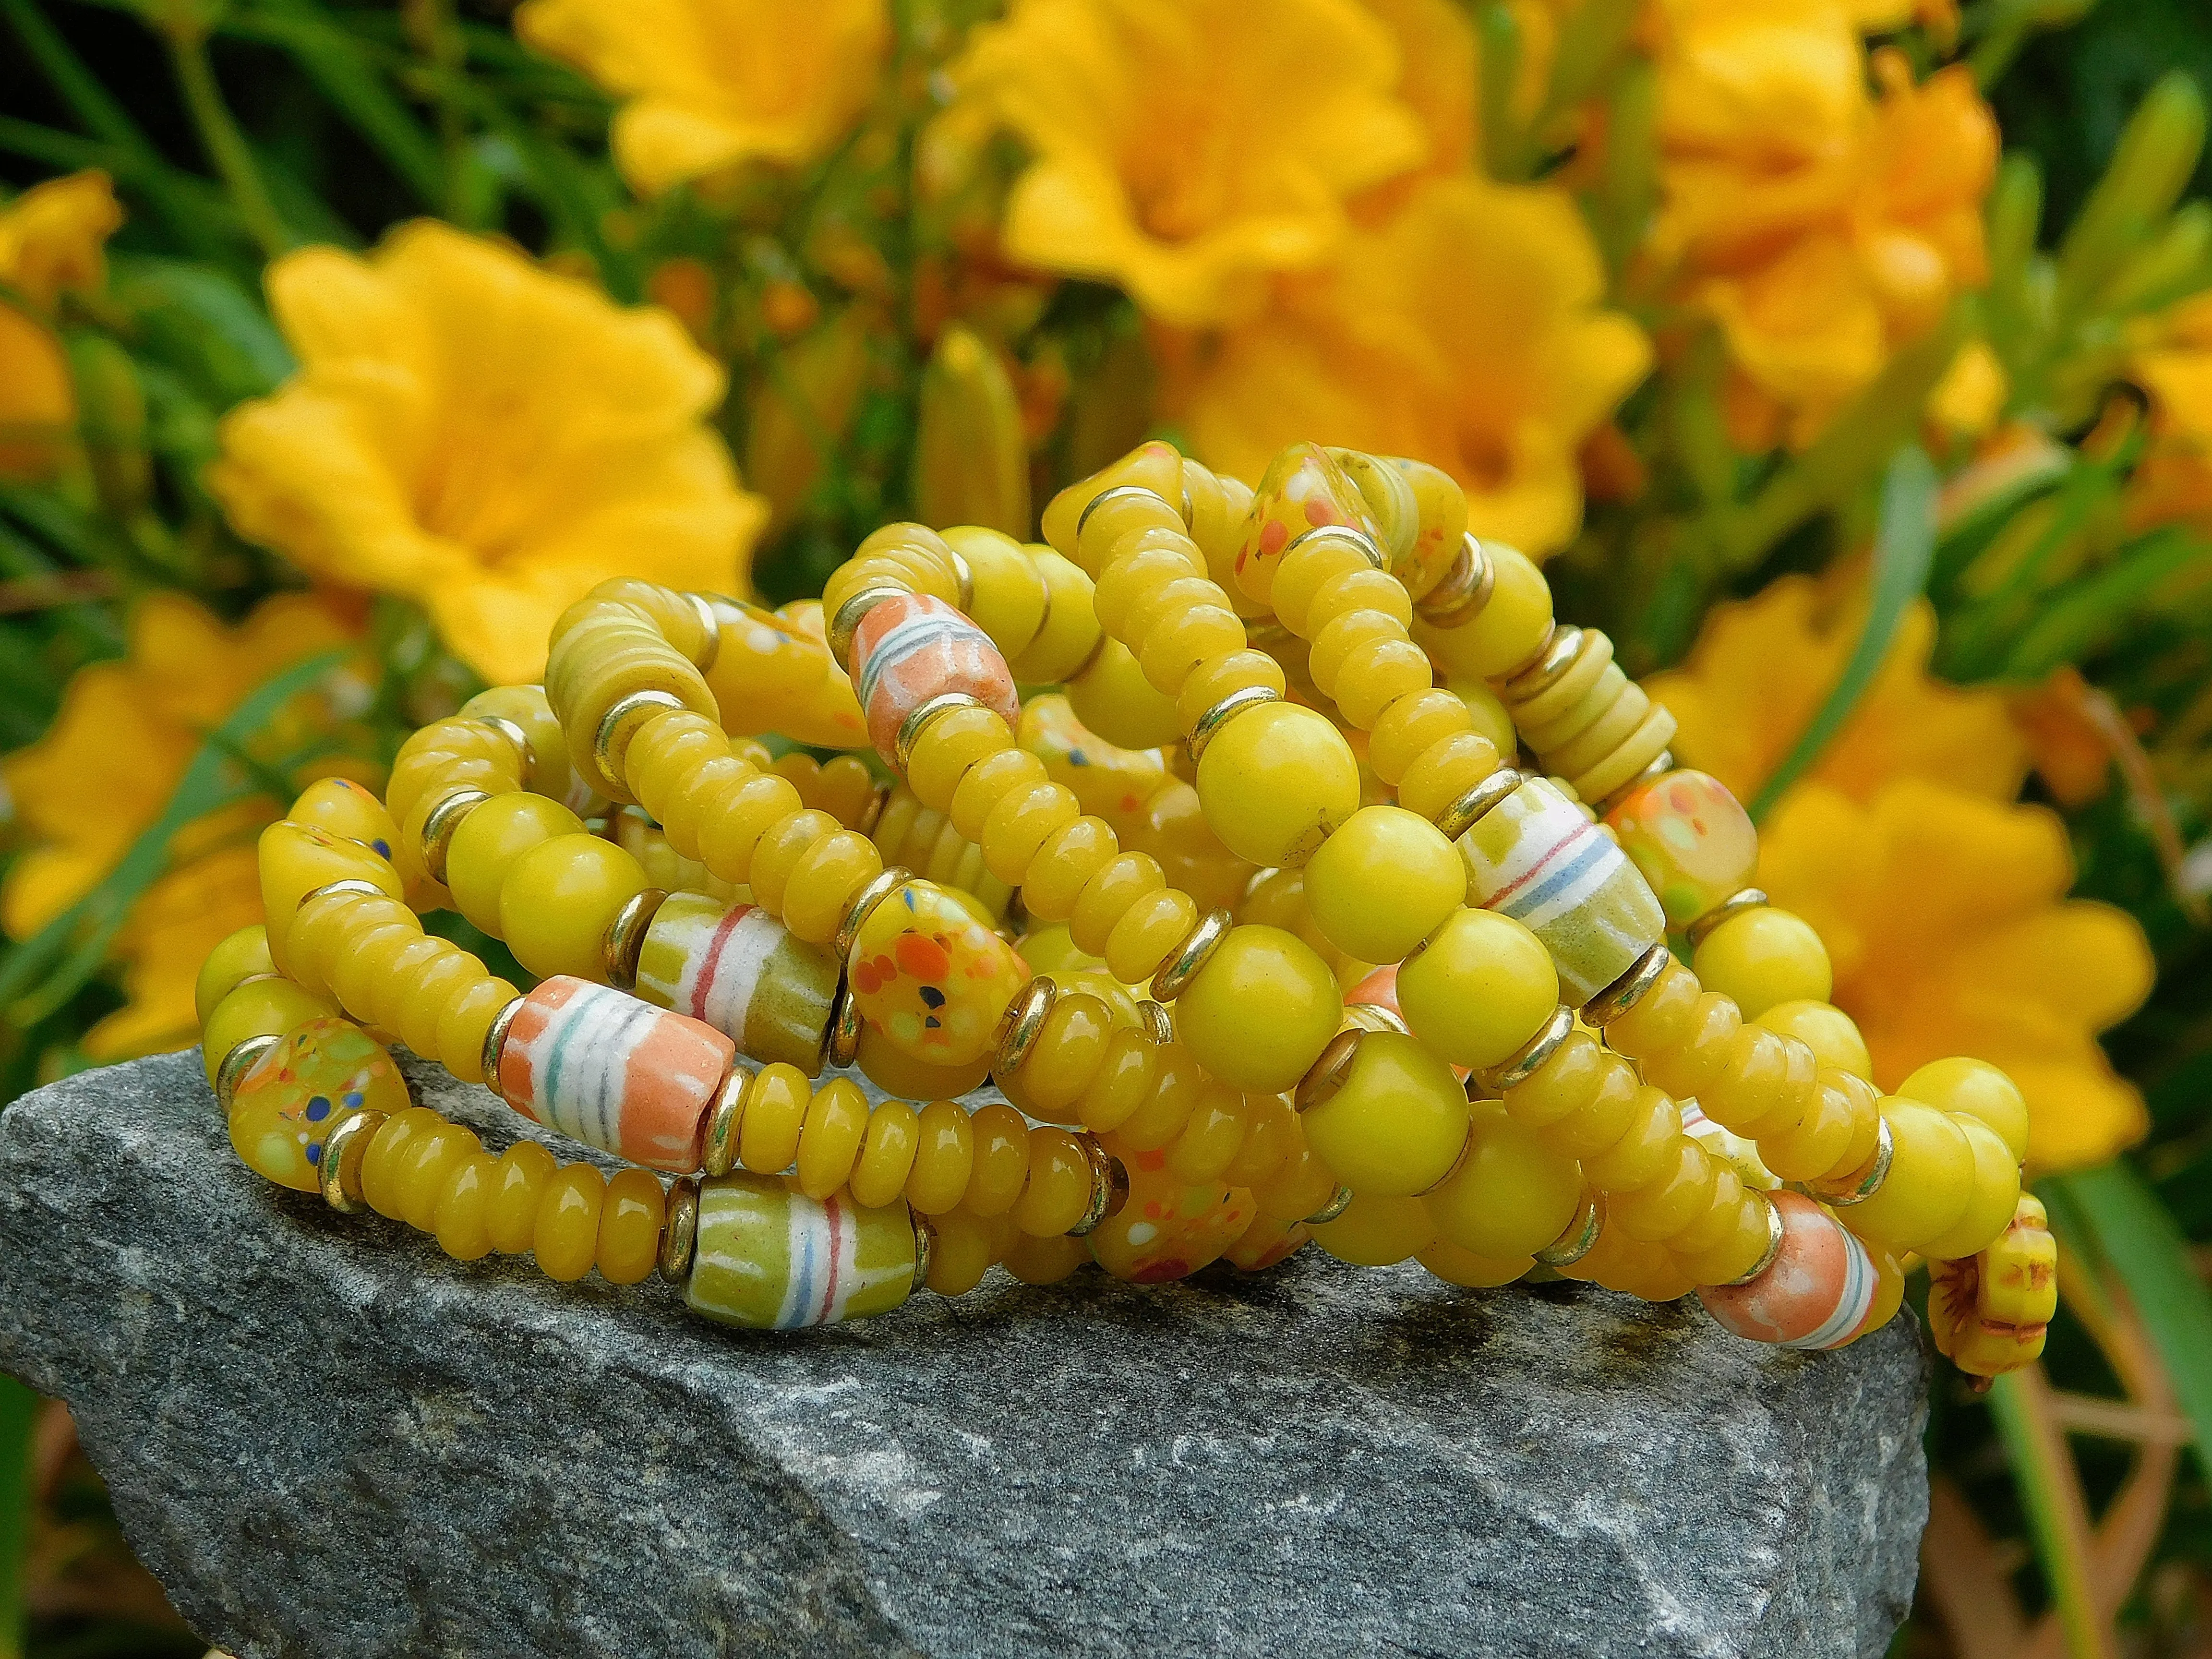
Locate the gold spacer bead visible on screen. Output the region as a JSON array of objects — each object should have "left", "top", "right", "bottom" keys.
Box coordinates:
[
  {"left": 1582, "top": 942, "right": 1674, "bottom": 1028},
  {"left": 214, "top": 1032, "right": 282, "bottom": 1117},
  {"left": 419, "top": 790, "right": 490, "bottom": 886},
  {"left": 469, "top": 714, "right": 535, "bottom": 778},
  {"left": 1294, "top": 1028, "right": 1365, "bottom": 1114},
  {"left": 1075, "top": 483, "right": 1169, "bottom": 542},
  {"left": 1806, "top": 1114, "right": 1894, "bottom": 1208},
  {"left": 1136, "top": 998, "right": 1174, "bottom": 1046},
  {"left": 1416, "top": 533, "right": 1498, "bottom": 630},
  {"left": 1066, "top": 1134, "right": 1120, "bottom": 1238},
  {"left": 481, "top": 994, "right": 526, "bottom": 1102},
  {"left": 593, "top": 690, "right": 687, "bottom": 799},
  {"left": 296, "top": 877, "right": 391, "bottom": 917},
  {"left": 603, "top": 888, "right": 669, "bottom": 991},
  {"left": 856, "top": 779, "right": 893, "bottom": 838},
  {"left": 1343, "top": 1000, "right": 1409, "bottom": 1037},
  {"left": 1284, "top": 523, "right": 1384, "bottom": 571},
  {"left": 659, "top": 1176, "right": 701, "bottom": 1282},
  {"left": 910, "top": 1211, "right": 937, "bottom": 1294},
  {"left": 835, "top": 866, "right": 913, "bottom": 964},
  {"left": 1533, "top": 1194, "right": 1604, "bottom": 1267},
  {"left": 1433, "top": 767, "right": 1525, "bottom": 842},
  {"left": 826, "top": 981, "right": 862, "bottom": 1070},
  {"left": 317, "top": 1107, "right": 386, "bottom": 1215},
  {"left": 1477, "top": 1004, "right": 1575, "bottom": 1095},
  {"left": 1306, "top": 1184, "right": 1355, "bottom": 1225},
  {"left": 1594, "top": 749, "right": 1674, "bottom": 817},
  {"left": 683, "top": 591, "right": 722, "bottom": 675},
  {"left": 1721, "top": 1193, "right": 1788, "bottom": 1286},
  {"left": 1186, "top": 686, "right": 1281, "bottom": 764},
  {"left": 994, "top": 976, "right": 1057, "bottom": 1079},
  {"left": 945, "top": 546, "right": 975, "bottom": 616},
  {"left": 1684, "top": 887, "right": 1768, "bottom": 950},
  {"left": 700, "top": 1066, "right": 751, "bottom": 1178},
  {"left": 1498, "top": 624, "right": 1579, "bottom": 703},
  {"left": 1149, "top": 907, "right": 1232, "bottom": 1002},
  {"left": 894, "top": 693, "right": 986, "bottom": 773},
  {"left": 826, "top": 582, "right": 909, "bottom": 667}
]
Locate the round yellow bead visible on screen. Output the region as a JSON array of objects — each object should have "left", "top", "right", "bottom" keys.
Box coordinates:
[
  {"left": 195, "top": 924, "right": 275, "bottom": 1026},
  {"left": 1899, "top": 1057, "right": 2029, "bottom": 1163},
  {"left": 1396, "top": 909, "right": 1558, "bottom": 1071},
  {"left": 1418, "top": 1239, "right": 1532, "bottom": 1287},
  {"left": 1302, "top": 1031, "right": 1469, "bottom": 1198},
  {"left": 1845, "top": 1098, "right": 1975, "bottom": 1253},
  {"left": 1417, "top": 544, "right": 1552, "bottom": 678},
  {"left": 202, "top": 978, "right": 339, "bottom": 1087},
  {"left": 1920, "top": 1116, "right": 2023, "bottom": 1262},
  {"left": 1754, "top": 999, "right": 1873, "bottom": 1082},
  {"left": 1310, "top": 1192, "right": 1436, "bottom": 1266},
  {"left": 445, "top": 793, "right": 586, "bottom": 936},
  {"left": 1175, "top": 924, "right": 1342, "bottom": 1094},
  {"left": 1067, "top": 636, "right": 1184, "bottom": 750},
  {"left": 1195, "top": 701, "right": 1359, "bottom": 868},
  {"left": 1692, "top": 907, "right": 1832, "bottom": 1021},
  {"left": 499, "top": 833, "right": 650, "bottom": 981},
  {"left": 1421, "top": 1101, "right": 1582, "bottom": 1258},
  {"left": 1301, "top": 805, "right": 1467, "bottom": 964}
]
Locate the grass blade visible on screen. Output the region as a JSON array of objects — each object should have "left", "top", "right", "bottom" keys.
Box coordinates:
[
  {"left": 0, "top": 1377, "right": 29, "bottom": 1659},
  {"left": 1987, "top": 1367, "right": 2116, "bottom": 1659}
]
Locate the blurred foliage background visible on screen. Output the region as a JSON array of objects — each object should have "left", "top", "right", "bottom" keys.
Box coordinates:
[{"left": 0, "top": 0, "right": 2210, "bottom": 1654}]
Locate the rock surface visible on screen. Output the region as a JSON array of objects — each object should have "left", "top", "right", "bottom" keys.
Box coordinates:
[{"left": 0, "top": 1050, "right": 1928, "bottom": 1659}]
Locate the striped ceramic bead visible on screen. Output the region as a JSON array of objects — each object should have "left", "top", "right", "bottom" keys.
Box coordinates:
[
  {"left": 497, "top": 976, "right": 734, "bottom": 1172},
  {"left": 850, "top": 592, "right": 1020, "bottom": 765},
  {"left": 685, "top": 1171, "right": 917, "bottom": 1329},
  {"left": 1699, "top": 1191, "right": 1878, "bottom": 1350},
  {"left": 1456, "top": 776, "right": 1666, "bottom": 1006},
  {"left": 634, "top": 892, "right": 839, "bottom": 1073}
]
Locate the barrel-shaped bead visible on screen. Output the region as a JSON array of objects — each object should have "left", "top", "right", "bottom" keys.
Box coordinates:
[
  {"left": 497, "top": 976, "right": 734, "bottom": 1172},
  {"left": 635, "top": 892, "right": 839, "bottom": 1073},
  {"left": 849, "top": 878, "right": 1031, "bottom": 1072},
  {"left": 1698, "top": 1191, "right": 1878, "bottom": 1350},
  {"left": 1604, "top": 769, "right": 1760, "bottom": 931},
  {"left": 1458, "top": 776, "right": 1666, "bottom": 1006},
  {"left": 229, "top": 1017, "right": 409, "bottom": 1191},
  {"left": 1087, "top": 1140, "right": 1257, "bottom": 1284},
  {"left": 851, "top": 592, "right": 1020, "bottom": 766},
  {"left": 684, "top": 1171, "right": 917, "bottom": 1329}
]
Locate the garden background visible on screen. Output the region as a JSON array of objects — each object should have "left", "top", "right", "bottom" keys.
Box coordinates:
[{"left": 1, "top": 0, "right": 2211, "bottom": 1653}]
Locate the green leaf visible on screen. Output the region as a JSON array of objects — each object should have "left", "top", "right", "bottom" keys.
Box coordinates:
[
  {"left": 2002, "top": 526, "right": 2206, "bottom": 676},
  {"left": 2044, "top": 1160, "right": 2212, "bottom": 1484},
  {"left": 111, "top": 256, "right": 293, "bottom": 404},
  {"left": 0, "top": 1376, "right": 31, "bottom": 1659},
  {"left": 238, "top": 0, "right": 446, "bottom": 207},
  {"left": 1986, "top": 1369, "right": 2116, "bottom": 1659},
  {"left": 1748, "top": 445, "right": 1938, "bottom": 820}
]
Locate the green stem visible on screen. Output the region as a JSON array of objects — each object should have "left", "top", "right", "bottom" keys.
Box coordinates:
[
  {"left": 167, "top": 24, "right": 292, "bottom": 261},
  {"left": 0, "top": 1376, "right": 32, "bottom": 1659},
  {"left": 1987, "top": 1369, "right": 2116, "bottom": 1659}
]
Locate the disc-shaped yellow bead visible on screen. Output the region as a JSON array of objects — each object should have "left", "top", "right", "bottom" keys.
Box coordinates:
[
  {"left": 1302, "top": 1031, "right": 1468, "bottom": 1197},
  {"left": 1396, "top": 909, "right": 1557, "bottom": 1071},
  {"left": 1195, "top": 702, "right": 1358, "bottom": 868},
  {"left": 1692, "top": 907, "right": 1832, "bottom": 1020},
  {"left": 1754, "top": 999, "right": 1873, "bottom": 1082},
  {"left": 1920, "top": 1116, "right": 2022, "bottom": 1262},
  {"left": 1421, "top": 1101, "right": 1582, "bottom": 1258},
  {"left": 1175, "top": 924, "right": 1341, "bottom": 1094},
  {"left": 1301, "top": 805, "right": 1466, "bottom": 964},
  {"left": 499, "top": 833, "right": 649, "bottom": 981},
  {"left": 1899, "top": 1057, "right": 2029, "bottom": 1163},
  {"left": 445, "top": 793, "right": 586, "bottom": 935},
  {"left": 1845, "top": 1098, "right": 1975, "bottom": 1252},
  {"left": 1310, "top": 1192, "right": 1435, "bottom": 1266}
]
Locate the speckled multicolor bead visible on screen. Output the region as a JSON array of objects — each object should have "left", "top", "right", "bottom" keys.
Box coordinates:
[
  {"left": 1604, "top": 769, "right": 1760, "bottom": 931},
  {"left": 636, "top": 892, "right": 838, "bottom": 1073},
  {"left": 1233, "top": 441, "right": 1380, "bottom": 604},
  {"left": 684, "top": 1171, "right": 916, "bottom": 1329},
  {"left": 497, "top": 975, "right": 734, "bottom": 1172},
  {"left": 849, "top": 879, "right": 1030, "bottom": 1072},
  {"left": 1086, "top": 1142, "right": 1256, "bottom": 1283},
  {"left": 1222, "top": 1211, "right": 1311, "bottom": 1273},
  {"left": 1018, "top": 692, "right": 1165, "bottom": 839},
  {"left": 850, "top": 591, "right": 1020, "bottom": 765},
  {"left": 1699, "top": 1191, "right": 1877, "bottom": 1350},
  {"left": 228, "top": 1016, "right": 409, "bottom": 1191},
  {"left": 1457, "top": 776, "right": 1667, "bottom": 1006}
]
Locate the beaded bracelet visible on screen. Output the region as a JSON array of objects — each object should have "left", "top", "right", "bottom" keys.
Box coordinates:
[{"left": 192, "top": 438, "right": 2056, "bottom": 1378}]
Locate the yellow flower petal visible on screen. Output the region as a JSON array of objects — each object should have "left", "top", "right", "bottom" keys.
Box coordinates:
[{"left": 0, "top": 170, "right": 123, "bottom": 310}]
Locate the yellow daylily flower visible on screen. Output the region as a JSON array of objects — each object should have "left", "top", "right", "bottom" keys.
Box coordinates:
[
  {"left": 952, "top": 0, "right": 1428, "bottom": 327},
  {"left": 516, "top": 0, "right": 889, "bottom": 196},
  {"left": 208, "top": 221, "right": 766, "bottom": 685},
  {"left": 0, "top": 170, "right": 122, "bottom": 478},
  {"left": 2125, "top": 289, "right": 2212, "bottom": 534},
  {"left": 1646, "top": 574, "right": 2029, "bottom": 805},
  {"left": 1169, "top": 174, "right": 1651, "bottom": 555},
  {"left": 1759, "top": 781, "right": 2153, "bottom": 1172}
]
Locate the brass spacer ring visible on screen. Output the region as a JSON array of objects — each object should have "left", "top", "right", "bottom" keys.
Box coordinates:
[
  {"left": 945, "top": 546, "right": 975, "bottom": 616},
  {"left": 1150, "top": 908, "right": 1232, "bottom": 1002},
  {"left": 1187, "top": 686, "right": 1281, "bottom": 764},
  {"left": 1136, "top": 999, "right": 1174, "bottom": 1046},
  {"left": 1434, "top": 768, "right": 1525, "bottom": 842},
  {"left": 1306, "top": 1184, "right": 1356, "bottom": 1226},
  {"left": 1582, "top": 942, "right": 1674, "bottom": 1028},
  {"left": 214, "top": 1033, "right": 281, "bottom": 1116},
  {"left": 317, "top": 1107, "right": 387, "bottom": 1215},
  {"left": 1812, "top": 1114, "right": 1894, "bottom": 1208},
  {"left": 826, "top": 582, "right": 908, "bottom": 667},
  {"left": 836, "top": 866, "right": 913, "bottom": 965},
  {"left": 895, "top": 693, "right": 986, "bottom": 773},
  {"left": 683, "top": 591, "right": 722, "bottom": 675},
  {"left": 994, "top": 976, "right": 1057, "bottom": 1078},
  {"left": 1066, "top": 1135, "right": 1119, "bottom": 1237},
  {"left": 603, "top": 887, "right": 669, "bottom": 991},
  {"left": 1499, "top": 624, "right": 1580, "bottom": 703},
  {"left": 700, "top": 1066, "right": 751, "bottom": 1178},
  {"left": 1594, "top": 749, "right": 1675, "bottom": 817},
  {"left": 1417, "top": 534, "right": 1499, "bottom": 630},
  {"left": 1284, "top": 523, "right": 1385, "bottom": 572},
  {"left": 1075, "top": 483, "right": 1168, "bottom": 542},
  {"left": 1294, "top": 1028, "right": 1365, "bottom": 1114},
  {"left": 910, "top": 1211, "right": 937, "bottom": 1293},
  {"left": 1684, "top": 888, "right": 1768, "bottom": 950},
  {"left": 593, "top": 690, "right": 687, "bottom": 798},
  {"left": 419, "top": 790, "right": 490, "bottom": 886},
  {"left": 660, "top": 1176, "right": 701, "bottom": 1282},
  {"left": 1534, "top": 1194, "right": 1604, "bottom": 1267},
  {"left": 1343, "top": 999, "right": 1409, "bottom": 1037},
  {"left": 469, "top": 714, "right": 536, "bottom": 778},
  {"left": 856, "top": 779, "right": 893, "bottom": 838},
  {"left": 827, "top": 982, "right": 863, "bottom": 1070},
  {"left": 1478, "top": 1005, "right": 1575, "bottom": 1095},
  {"left": 481, "top": 994, "right": 526, "bottom": 1102},
  {"left": 296, "top": 877, "right": 391, "bottom": 917},
  {"left": 1721, "top": 1192, "right": 1788, "bottom": 1286}
]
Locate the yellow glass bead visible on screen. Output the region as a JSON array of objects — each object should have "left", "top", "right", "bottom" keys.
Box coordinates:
[
  {"left": 1196, "top": 701, "right": 1359, "bottom": 868},
  {"left": 257, "top": 819, "right": 405, "bottom": 970},
  {"left": 1069, "top": 852, "right": 1164, "bottom": 958},
  {"left": 1899, "top": 1057, "right": 2030, "bottom": 1163},
  {"left": 1920, "top": 1116, "right": 2022, "bottom": 1262},
  {"left": 289, "top": 776, "right": 400, "bottom": 863},
  {"left": 964, "top": 1102, "right": 1032, "bottom": 1216},
  {"left": 1418, "top": 1240, "right": 1532, "bottom": 1287},
  {"left": 433, "top": 1154, "right": 496, "bottom": 1262},
  {"left": 1302, "top": 1032, "right": 1468, "bottom": 1198},
  {"left": 1582, "top": 1085, "right": 1684, "bottom": 1191},
  {"left": 1068, "top": 636, "right": 1185, "bottom": 751},
  {"left": 1011, "top": 1126, "right": 1093, "bottom": 1234},
  {"left": 1175, "top": 924, "right": 1342, "bottom": 1094},
  {"left": 1024, "top": 817, "right": 1119, "bottom": 924},
  {"left": 1448, "top": 677, "right": 1516, "bottom": 760},
  {"left": 1175, "top": 649, "right": 1288, "bottom": 735},
  {"left": 1311, "top": 1192, "right": 1435, "bottom": 1267},
  {"left": 226, "top": 1016, "right": 409, "bottom": 1191},
  {"left": 195, "top": 924, "right": 275, "bottom": 1025},
  {"left": 1844, "top": 1098, "right": 1974, "bottom": 1253},
  {"left": 435, "top": 975, "right": 520, "bottom": 1086},
  {"left": 1104, "top": 887, "right": 1196, "bottom": 986},
  {"left": 1422, "top": 1101, "right": 1581, "bottom": 1258},
  {"left": 906, "top": 1098, "right": 976, "bottom": 1214},
  {"left": 853, "top": 1027, "right": 993, "bottom": 1100},
  {"left": 849, "top": 879, "right": 1029, "bottom": 1072},
  {"left": 851, "top": 1099, "right": 921, "bottom": 1209},
  {"left": 738, "top": 1063, "right": 812, "bottom": 1173},
  {"left": 925, "top": 1208, "right": 998, "bottom": 1296},
  {"left": 796, "top": 1078, "right": 870, "bottom": 1201},
  {"left": 487, "top": 1141, "right": 557, "bottom": 1253},
  {"left": 1043, "top": 438, "right": 1184, "bottom": 561},
  {"left": 1692, "top": 907, "right": 1832, "bottom": 1021},
  {"left": 396, "top": 1119, "right": 482, "bottom": 1233},
  {"left": 357, "top": 1106, "right": 431, "bottom": 1217},
  {"left": 597, "top": 1166, "right": 667, "bottom": 1285},
  {"left": 445, "top": 793, "right": 587, "bottom": 936},
  {"left": 1301, "top": 805, "right": 1466, "bottom": 964},
  {"left": 1001, "top": 992, "right": 1115, "bottom": 1124},
  {"left": 1166, "top": 1085, "right": 1248, "bottom": 1181},
  {"left": 1396, "top": 909, "right": 1557, "bottom": 1071},
  {"left": 1755, "top": 1000, "right": 1874, "bottom": 1082},
  {"left": 498, "top": 832, "right": 650, "bottom": 981},
  {"left": 534, "top": 1163, "right": 606, "bottom": 1283},
  {"left": 782, "top": 829, "right": 884, "bottom": 947},
  {"left": 202, "top": 977, "right": 339, "bottom": 1087},
  {"left": 1417, "top": 543, "right": 1552, "bottom": 678}
]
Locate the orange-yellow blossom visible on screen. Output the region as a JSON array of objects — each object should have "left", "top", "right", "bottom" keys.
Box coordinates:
[
  {"left": 209, "top": 222, "right": 765, "bottom": 685},
  {"left": 0, "top": 170, "right": 122, "bottom": 477},
  {"left": 2125, "top": 290, "right": 2212, "bottom": 534}
]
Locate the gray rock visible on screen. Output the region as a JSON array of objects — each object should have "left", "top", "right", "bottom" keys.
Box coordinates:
[{"left": 0, "top": 1049, "right": 1927, "bottom": 1659}]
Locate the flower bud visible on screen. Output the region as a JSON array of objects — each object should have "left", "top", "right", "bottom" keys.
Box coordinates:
[{"left": 913, "top": 324, "right": 1030, "bottom": 536}]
